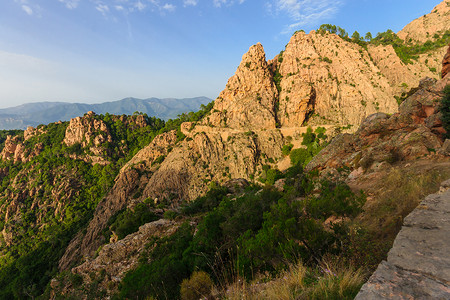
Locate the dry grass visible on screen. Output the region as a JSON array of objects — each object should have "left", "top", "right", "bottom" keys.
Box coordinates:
[
  {"left": 221, "top": 257, "right": 365, "bottom": 300},
  {"left": 361, "top": 164, "right": 450, "bottom": 240}
]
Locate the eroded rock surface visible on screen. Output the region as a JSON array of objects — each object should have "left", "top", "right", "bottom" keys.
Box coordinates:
[
  {"left": 306, "top": 76, "right": 449, "bottom": 172},
  {"left": 397, "top": 0, "right": 450, "bottom": 43},
  {"left": 355, "top": 179, "right": 450, "bottom": 299}
]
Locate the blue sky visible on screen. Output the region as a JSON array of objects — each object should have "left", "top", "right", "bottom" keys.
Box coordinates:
[{"left": 0, "top": 0, "right": 443, "bottom": 108}]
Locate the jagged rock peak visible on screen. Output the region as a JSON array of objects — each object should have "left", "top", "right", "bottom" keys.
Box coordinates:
[
  {"left": 203, "top": 42, "right": 278, "bottom": 129},
  {"left": 398, "top": 0, "right": 450, "bottom": 43}
]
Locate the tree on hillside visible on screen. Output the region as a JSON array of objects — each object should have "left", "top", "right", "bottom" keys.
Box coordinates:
[
  {"left": 337, "top": 26, "right": 348, "bottom": 38},
  {"left": 352, "top": 31, "right": 361, "bottom": 41},
  {"left": 365, "top": 32, "right": 373, "bottom": 42}
]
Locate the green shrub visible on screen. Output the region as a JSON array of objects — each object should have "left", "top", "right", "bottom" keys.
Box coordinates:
[
  {"left": 109, "top": 203, "right": 158, "bottom": 240},
  {"left": 441, "top": 85, "right": 450, "bottom": 138},
  {"left": 118, "top": 223, "right": 194, "bottom": 300},
  {"left": 290, "top": 148, "right": 311, "bottom": 167},
  {"left": 282, "top": 144, "right": 294, "bottom": 156},
  {"left": 180, "top": 271, "right": 213, "bottom": 300}
]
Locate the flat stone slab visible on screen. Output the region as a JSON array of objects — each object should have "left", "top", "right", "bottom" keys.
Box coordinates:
[
  {"left": 355, "top": 183, "right": 450, "bottom": 299},
  {"left": 356, "top": 261, "right": 450, "bottom": 300}
]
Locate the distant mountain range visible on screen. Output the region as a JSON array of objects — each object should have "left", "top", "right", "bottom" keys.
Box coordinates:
[{"left": 0, "top": 97, "right": 212, "bottom": 130}]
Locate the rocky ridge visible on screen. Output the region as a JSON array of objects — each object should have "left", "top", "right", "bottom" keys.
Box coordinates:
[{"left": 397, "top": 0, "right": 450, "bottom": 43}]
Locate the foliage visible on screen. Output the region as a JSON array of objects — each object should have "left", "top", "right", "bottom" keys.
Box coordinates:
[
  {"left": 371, "top": 29, "right": 450, "bottom": 64},
  {"left": 316, "top": 23, "right": 450, "bottom": 65},
  {"left": 441, "top": 85, "right": 450, "bottom": 138},
  {"left": 107, "top": 203, "right": 158, "bottom": 240},
  {"left": 281, "top": 143, "right": 294, "bottom": 156},
  {"left": 117, "top": 223, "right": 194, "bottom": 300},
  {"left": 118, "top": 162, "right": 365, "bottom": 299},
  {"left": 225, "top": 258, "right": 365, "bottom": 300},
  {"left": 0, "top": 100, "right": 216, "bottom": 298},
  {"left": 290, "top": 127, "right": 328, "bottom": 167},
  {"left": 180, "top": 271, "right": 213, "bottom": 300}
]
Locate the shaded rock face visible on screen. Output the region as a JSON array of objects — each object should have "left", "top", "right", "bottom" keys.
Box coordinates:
[
  {"left": 306, "top": 76, "right": 449, "bottom": 172},
  {"left": 53, "top": 219, "right": 180, "bottom": 298},
  {"left": 397, "top": 0, "right": 450, "bottom": 43},
  {"left": 204, "top": 43, "right": 278, "bottom": 129},
  {"left": 355, "top": 180, "right": 450, "bottom": 299},
  {"left": 443, "top": 43, "right": 450, "bottom": 78}
]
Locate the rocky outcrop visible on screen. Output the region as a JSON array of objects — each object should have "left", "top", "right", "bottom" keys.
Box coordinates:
[
  {"left": 306, "top": 76, "right": 449, "bottom": 173},
  {"left": 204, "top": 43, "right": 278, "bottom": 129},
  {"left": 59, "top": 130, "right": 179, "bottom": 270},
  {"left": 355, "top": 179, "right": 450, "bottom": 299},
  {"left": 397, "top": 0, "right": 450, "bottom": 43},
  {"left": 273, "top": 30, "right": 398, "bottom": 126},
  {"left": 443, "top": 43, "right": 450, "bottom": 78},
  {"left": 53, "top": 219, "right": 180, "bottom": 298},
  {"left": 64, "top": 111, "right": 112, "bottom": 155}
]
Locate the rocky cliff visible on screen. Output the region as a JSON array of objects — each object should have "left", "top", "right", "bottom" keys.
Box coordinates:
[
  {"left": 397, "top": 0, "right": 450, "bottom": 43},
  {"left": 306, "top": 75, "right": 448, "bottom": 174},
  {"left": 57, "top": 2, "right": 450, "bottom": 271}
]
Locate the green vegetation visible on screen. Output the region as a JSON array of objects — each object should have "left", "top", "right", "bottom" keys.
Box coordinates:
[
  {"left": 116, "top": 161, "right": 366, "bottom": 299},
  {"left": 441, "top": 85, "right": 450, "bottom": 138},
  {"left": 290, "top": 127, "right": 328, "bottom": 167},
  {"left": 106, "top": 203, "right": 158, "bottom": 240},
  {"left": 370, "top": 29, "right": 450, "bottom": 64},
  {"left": 0, "top": 101, "right": 216, "bottom": 299},
  {"left": 282, "top": 143, "right": 294, "bottom": 156},
  {"left": 316, "top": 24, "right": 450, "bottom": 65}
]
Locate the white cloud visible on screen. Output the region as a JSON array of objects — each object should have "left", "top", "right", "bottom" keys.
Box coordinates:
[
  {"left": 58, "top": 0, "right": 80, "bottom": 9},
  {"left": 213, "top": 0, "right": 245, "bottom": 8},
  {"left": 96, "top": 3, "right": 110, "bottom": 15},
  {"left": 272, "top": 0, "right": 341, "bottom": 33},
  {"left": 21, "top": 5, "right": 33, "bottom": 15},
  {"left": 162, "top": 3, "right": 176, "bottom": 11},
  {"left": 134, "top": 0, "right": 146, "bottom": 11},
  {"left": 115, "top": 5, "right": 124, "bottom": 11},
  {"left": 183, "top": 0, "right": 198, "bottom": 7}
]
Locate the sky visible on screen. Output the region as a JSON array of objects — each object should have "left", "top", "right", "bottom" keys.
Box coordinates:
[{"left": 0, "top": 0, "right": 444, "bottom": 108}]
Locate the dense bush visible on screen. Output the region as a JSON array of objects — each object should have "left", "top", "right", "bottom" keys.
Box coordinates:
[
  {"left": 290, "top": 127, "right": 328, "bottom": 167},
  {"left": 117, "top": 223, "right": 194, "bottom": 300},
  {"left": 108, "top": 203, "right": 159, "bottom": 240},
  {"left": 441, "top": 85, "right": 450, "bottom": 138}
]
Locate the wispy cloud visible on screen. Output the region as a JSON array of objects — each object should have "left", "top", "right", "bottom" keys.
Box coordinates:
[
  {"left": 183, "top": 0, "right": 198, "bottom": 7},
  {"left": 96, "top": 3, "right": 110, "bottom": 16},
  {"left": 134, "top": 0, "right": 146, "bottom": 11},
  {"left": 14, "top": 0, "right": 42, "bottom": 17},
  {"left": 213, "top": 0, "right": 245, "bottom": 8},
  {"left": 162, "top": 3, "right": 176, "bottom": 12},
  {"left": 21, "top": 4, "right": 33, "bottom": 15},
  {"left": 271, "top": 0, "right": 342, "bottom": 33},
  {"left": 58, "top": 0, "right": 81, "bottom": 9}
]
